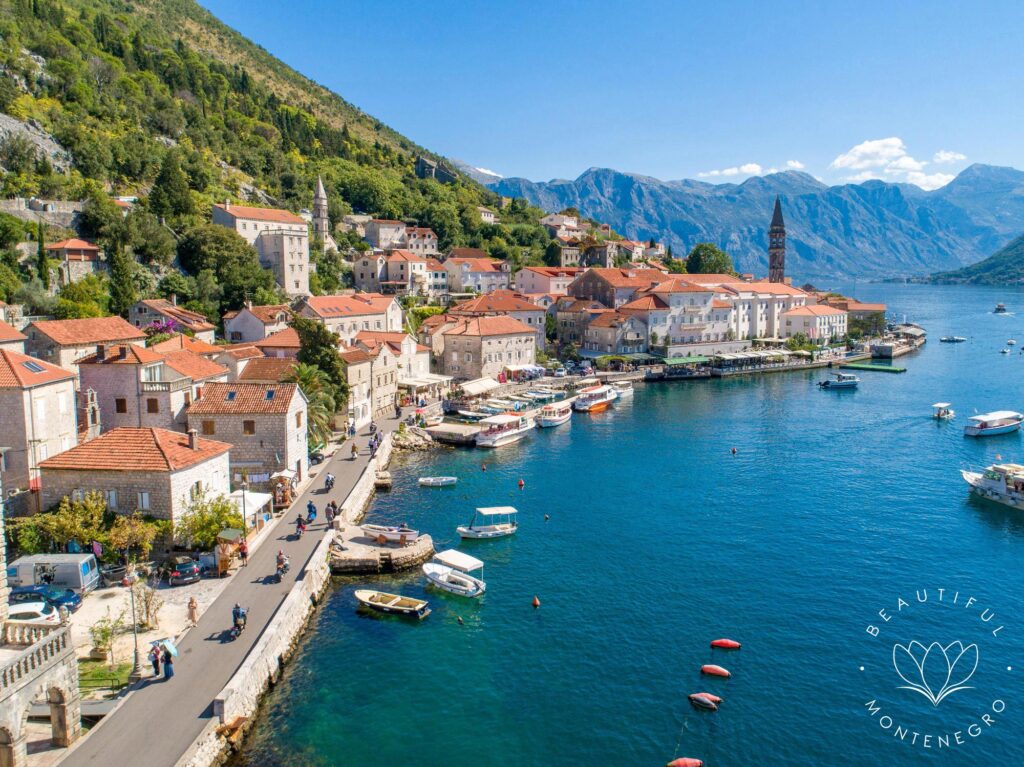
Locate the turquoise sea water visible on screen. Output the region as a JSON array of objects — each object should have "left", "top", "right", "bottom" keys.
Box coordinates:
[{"left": 236, "top": 284, "right": 1024, "bottom": 767}]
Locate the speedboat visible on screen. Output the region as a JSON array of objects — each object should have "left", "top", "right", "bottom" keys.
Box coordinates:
[
  {"left": 362, "top": 524, "right": 419, "bottom": 544},
  {"left": 1009, "top": 340, "right": 1017, "bottom": 346},
  {"left": 995, "top": 303, "right": 1008, "bottom": 314},
  {"left": 573, "top": 384, "right": 617, "bottom": 412},
  {"left": 537, "top": 402, "right": 572, "bottom": 427},
  {"left": 1001, "top": 348, "right": 1011, "bottom": 355},
  {"left": 818, "top": 372, "right": 859, "bottom": 389},
  {"left": 475, "top": 414, "right": 535, "bottom": 448},
  {"left": 457, "top": 506, "right": 518, "bottom": 539},
  {"left": 932, "top": 402, "right": 955, "bottom": 420},
  {"left": 422, "top": 550, "right": 486, "bottom": 598},
  {"left": 964, "top": 411, "right": 1024, "bottom": 437},
  {"left": 962, "top": 463, "right": 1024, "bottom": 509},
  {"left": 418, "top": 476, "right": 458, "bottom": 487},
  {"left": 611, "top": 380, "right": 634, "bottom": 398},
  {"left": 939, "top": 336, "right": 967, "bottom": 343},
  {"left": 354, "top": 590, "right": 431, "bottom": 619}
]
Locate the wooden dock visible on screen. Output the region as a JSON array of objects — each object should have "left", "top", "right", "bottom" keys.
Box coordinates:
[{"left": 328, "top": 526, "right": 435, "bottom": 574}]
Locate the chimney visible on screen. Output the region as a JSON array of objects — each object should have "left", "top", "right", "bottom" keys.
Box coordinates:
[
  {"left": 245, "top": 300, "right": 253, "bottom": 310},
  {"left": 224, "top": 199, "right": 230, "bottom": 211},
  {"left": 188, "top": 429, "right": 199, "bottom": 450},
  {"left": 170, "top": 293, "right": 177, "bottom": 306}
]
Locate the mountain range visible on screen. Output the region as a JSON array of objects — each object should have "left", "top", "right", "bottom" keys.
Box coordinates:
[
  {"left": 927, "top": 234, "right": 1024, "bottom": 284},
  {"left": 490, "top": 165, "right": 1024, "bottom": 281}
]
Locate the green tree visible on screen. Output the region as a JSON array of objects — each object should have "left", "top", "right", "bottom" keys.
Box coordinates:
[
  {"left": 108, "top": 247, "right": 137, "bottom": 316},
  {"left": 148, "top": 152, "right": 194, "bottom": 219},
  {"left": 175, "top": 488, "right": 243, "bottom": 548},
  {"left": 543, "top": 240, "right": 562, "bottom": 267},
  {"left": 78, "top": 185, "right": 124, "bottom": 248},
  {"left": 35, "top": 492, "right": 110, "bottom": 551},
  {"left": 36, "top": 220, "right": 49, "bottom": 290},
  {"left": 108, "top": 512, "right": 158, "bottom": 561},
  {"left": 545, "top": 313, "right": 557, "bottom": 342},
  {"left": 685, "top": 243, "right": 735, "bottom": 275},
  {"left": 177, "top": 225, "right": 274, "bottom": 312},
  {"left": 125, "top": 210, "right": 176, "bottom": 267},
  {"left": 291, "top": 315, "right": 349, "bottom": 405},
  {"left": 284, "top": 362, "right": 336, "bottom": 450}
]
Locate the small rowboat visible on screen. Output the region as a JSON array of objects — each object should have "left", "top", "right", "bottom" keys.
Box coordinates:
[
  {"left": 362, "top": 524, "right": 419, "bottom": 545},
  {"left": 710, "top": 638, "right": 741, "bottom": 649},
  {"left": 666, "top": 759, "right": 704, "bottom": 767},
  {"left": 695, "top": 692, "right": 722, "bottom": 704},
  {"left": 688, "top": 693, "right": 719, "bottom": 711},
  {"left": 354, "top": 590, "right": 431, "bottom": 619},
  {"left": 418, "top": 476, "right": 458, "bottom": 487},
  {"left": 700, "top": 664, "right": 731, "bottom": 678}
]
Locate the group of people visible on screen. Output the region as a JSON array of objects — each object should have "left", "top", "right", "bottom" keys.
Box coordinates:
[{"left": 148, "top": 643, "right": 175, "bottom": 680}]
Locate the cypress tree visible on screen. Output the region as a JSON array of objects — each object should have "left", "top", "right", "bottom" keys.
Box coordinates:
[
  {"left": 36, "top": 220, "right": 49, "bottom": 290},
  {"left": 109, "top": 246, "right": 137, "bottom": 317},
  {"left": 149, "top": 152, "right": 194, "bottom": 219}
]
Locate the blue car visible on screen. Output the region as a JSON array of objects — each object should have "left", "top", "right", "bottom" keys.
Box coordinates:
[{"left": 9, "top": 585, "right": 83, "bottom": 612}]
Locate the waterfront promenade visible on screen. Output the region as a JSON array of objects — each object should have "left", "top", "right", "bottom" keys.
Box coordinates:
[{"left": 58, "top": 416, "right": 399, "bottom": 767}]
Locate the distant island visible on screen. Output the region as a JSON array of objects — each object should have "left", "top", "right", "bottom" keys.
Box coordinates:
[{"left": 924, "top": 233, "right": 1024, "bottom": 285}]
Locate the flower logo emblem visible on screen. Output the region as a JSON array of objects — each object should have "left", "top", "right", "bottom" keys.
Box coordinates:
[{"left": 892, "top": 641, "right": 979, "bottom": 706}]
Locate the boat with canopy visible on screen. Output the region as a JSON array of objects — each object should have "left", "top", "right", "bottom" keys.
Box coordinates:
[
  {"left": 422, "top": 549, "right": 486, "bottom": 597},
  {"left": 457, "top": 506, "right": 519, "bottom": 539}
]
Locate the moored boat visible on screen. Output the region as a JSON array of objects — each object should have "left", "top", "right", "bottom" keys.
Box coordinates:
[
  {"left": 457, "top": 506, "right": 518, "bottom": 539},
  {"left": 818, "top": 372, "right": 859, "bottom": 389},
  {"left": 995, "top": 303, "right": 1008, "bottom": 314},
  {"left": 422, "top": 549, "right": 486, "bottom": 598},
  {"left": 475, "top": 414, "right": 535, "bottom": 447},
  {"left": 537, "top": 402, "right": 572, "bottom": 428},
  {"left": 611, "top": 380, "right": 634, "bottom": 398},
  {"left": 932, "top": 402, "right": 955, "bottom": 420},
  {"left": 573, "top": 384, "right": 617, "bottom": 412},
  {"left": 964, "top": 410, "right": 1024, "bottom": 437},
  {"left": 418, "top": 476, "right": 458, "bottom": 487},
  {"left": 354, "top": 590, "right": 431, "bottom": 619},
  {"left": 362, "top": 524, "right": 420, "bottom": 544},
  {"left": 939, "top": 336, "right": 967, "bottom": 343},
  {"left": 961, "top": 463, "right": 1024, "bottom": 509}
]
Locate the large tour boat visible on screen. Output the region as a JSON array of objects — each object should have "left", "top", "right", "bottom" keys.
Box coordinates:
[
  {"left": 537, "top": 402, "right": 572, "bottom": 427},
  {"left": 964, "top": 410, "right": 1024, "bottom": 437},
  {"left": 961, "top": 463, "right": 1024, "bottom": 509},
  {"left": 573, "top": 384, "right": 617, "bottom": 412},
  {"left": 475, "top": 414, "right": 535, "bottom": 447}
]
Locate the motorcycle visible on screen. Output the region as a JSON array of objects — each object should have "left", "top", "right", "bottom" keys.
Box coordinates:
[
  {"left": 324, "top": 475, "right": 335, "bottom": 491},
  {"left": 229, "top": 610, "right": 248, "bottom": 641},
  {"left": 274, "top": 560, "right": 290, "bottom": 583}
]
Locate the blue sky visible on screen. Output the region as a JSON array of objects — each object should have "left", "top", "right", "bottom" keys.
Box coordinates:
[{"left": 199, "top": 0, "right": 1024, "bottom": 189}]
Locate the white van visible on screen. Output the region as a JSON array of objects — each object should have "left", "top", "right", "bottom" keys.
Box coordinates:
[{"left": 7, "top": 553, "right": 101, "bottom": 594}]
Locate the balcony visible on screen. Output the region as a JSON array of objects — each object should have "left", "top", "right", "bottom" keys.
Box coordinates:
[{"left": 141, "top": 377, "right": 192, "bottom": 393}]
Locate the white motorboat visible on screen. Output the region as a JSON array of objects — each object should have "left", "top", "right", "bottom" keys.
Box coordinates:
[
  {"left": 537, "top": 402, "right": 572, "bottom": 428},
  {"left": 818, "top": 372, "right": 860, "bottom": 389},
  {"left": 1009, "top": 339, "right": 1017, "bottom": 346},
  {"left": 939, "top": 336, "right": 967, "bottom": 343},
  {"left": 932, "top": 402, "right": 955, "bottom": 420},
  {"left": 573, "top": 384, "right": 617, "bottom": 412},
  {"left": 362, "top": 524, "right": 420, "bottom": 544},
  {"left": 961, "top": 463, "right": 1024, "bottom": 510},
  {"left": 418, "top": 476, "right": 458, "bottom": 487},
  {"left": 457, "top": 506, "right": 518, "bottom": 539},
  {"left": 354, "top": 590, "right": 431, "bottom": 619},
  {"left": 964, "top": 411, "right": 1024, "bottom": 437},
  {"left": 422, "top": 550, "right": 486, "bottom": 598},
  {"left": 995, "top": 303, "right": 1008, "bottom": 314},
  {"left": 1000, "top": 348, "right": 1011, "bottom": 355},
  {"left": 475, "top": 414, "right": 535, "bottom": 448},
  {"left": 611, "top": 380, "right": 634, "bottom": 397}
]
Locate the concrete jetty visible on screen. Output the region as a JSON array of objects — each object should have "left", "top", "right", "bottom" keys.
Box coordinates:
[{"left": 329, "top": 525, "right": 434, "bottom": 574}]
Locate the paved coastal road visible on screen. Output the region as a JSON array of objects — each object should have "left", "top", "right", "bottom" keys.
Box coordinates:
[{"left": 60, "top": 416, "right": 399, "bottom": 767}]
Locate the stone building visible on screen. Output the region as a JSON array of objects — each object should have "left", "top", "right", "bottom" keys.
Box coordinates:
[
  {"left": 46, "top": 238, "right": 105, "bottom": 289},
  {"left": 436, "top": 316, "right": 536, "bottom": 380},
  {"left": 128, "top": 299, "right": 216, "bottom": 342},
  {"left": 554, "top": 298, "right": 613, "bottom": 347},
  {"left": 414, "top": 156, "right": 457, "bottom": 184},
  {"left": 312, "top": 176, "right": 337, "bottom": 252},
  {"left": 780, "top": 305, "right": 848, "bottom": 343},
  {"left": 211, "top": 203, "right": 310, "bottom": 297},
  {"left": 0, "top": 320, "right": 26, "bottom": 352},
  {"left": 235, "top": 357, "right": 298, "bottom": 383},
  {"left": 253, "top": 327, "right": 301, "bottom": 358},
  {"left": 443, "top": 256, "right": 511, "bottom": 294},
  {"left": 768, "top": 195, "right": 786, "bottom": 284},
  {"left": 582, "top": 312, "right": 648, "bottom": 356},
  {"left": 147, "top": 334, "right": 222, "bottom": 360},
  {"left": 367, "top": 344, "right": 399, "bottom": 420},
  {"left": 514, "top": 266, "right": 584, "bottom": 296},
  {"left": 448, "top": 290, "right": 548, "bottom": 351},
  {"left": 567, "top": 267, "right": 666, "bottom": 308},
  {"left": 38, "top": 427, "right": 231, "bottom": 523},
  {"left": 340, "top": 347, "right": 373, "bottom": 429},
  {"left": 353, "top": 251, "right": 447, "bottom": 297},
  {"left": 297, "top": 294, "right": 403, "bottom": 346},
  {"left": 24, "top": 317, "right": 146, "bottom": 375},
  {"left": 187, "top": 382, "right": 307, "bottom": 487},
  {"left": 0, "top": 349, "right": 77, "bottom": 501},
  {"left": 214, "top": 345, "right": 265, "bottom": 382},
  {"left": 223, "top": 304, "right": 292, "bottom": 343}
]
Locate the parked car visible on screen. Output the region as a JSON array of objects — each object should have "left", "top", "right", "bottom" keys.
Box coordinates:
[
  {"left": 163, "top": 556, "right": 201, "bottom": 586},
  {"left": 554, "top": 367, "right": 567, "bottom": 378},
  {"left": 9, "top": 585, "right": 82, "bottom": 612},
  {"left": 308, "top": 451, "right": 325, "bottom": 465},
  {"left": 8, "top": 601, "right": 61, "bottom": 626}
]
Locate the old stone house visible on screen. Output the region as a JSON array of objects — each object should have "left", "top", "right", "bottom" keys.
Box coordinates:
[
  {"left": 367, "top": 343, "right": 399, "bottom": 420},
  {"left": 0, "top": 320, "right": 27, "bottom": 352},
  {"left": 297, "top": 294, "right": 403, "bottom": 346},
  {"left": 147, "top": 333, "right": 222, "bottom": 360},
  {"left": 38, "top": 427, "right": 231, "bottom": 524},
  {"left": 222, "top": 304, "right": 292, "bottom": 343},
  {"left": 448, "top": 290, "right": 548, "bottom": 351},
  {"left": 437, "top": 316, "right": 536, "bottom": 380},
  {"left": 187, "top": 382, "right": 308, "bottom": 487},
  {"left": 567, "top": 267, "right": 666, "bottom": 308},
  {"left": 340, "top": 347, "right": 373, "bottom": 429},
  {"left": 46, "top": 238, "right": 106, "bottom": 288},
  {"left": 214, "top": 346, "right": 265, "bottom": 381},
  {"left": 24, "top": 317, "right": 146, "bottom": 375},
  {"left": 253, "top": 327, "right": 301, "bottom": 358},
  {"left": 582, "top": 312, "right": 648, "bottom": 356},
  {"left": 212, "top": 203, "right": 310, "bottom": 297},
  {"left": 128, "top": 299, "right": 216, "bottom": 342},
  {"left": 443, "top": 255, "right": 511, "bottom": 294},
  {"left": 514, "top": 266, "right": 584, "bottom": 296}
]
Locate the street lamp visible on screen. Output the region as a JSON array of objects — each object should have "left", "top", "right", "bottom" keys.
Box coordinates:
[{"left": 125, "top": 566, "right": 145, "bottom": 683}]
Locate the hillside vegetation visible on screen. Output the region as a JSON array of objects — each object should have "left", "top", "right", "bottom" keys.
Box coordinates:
[
  {"left": 928, "top": 234, "right": 1024, "bottom": 285},
  {"left": 0, "top": 0, "right": 555, "bottom": 317}
]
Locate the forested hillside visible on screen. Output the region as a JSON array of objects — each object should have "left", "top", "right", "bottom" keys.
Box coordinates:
[{"left": 0, "top": 0, "right": 553, "bottom": 320}]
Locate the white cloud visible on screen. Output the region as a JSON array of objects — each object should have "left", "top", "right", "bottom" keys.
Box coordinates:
[
  {"left": 933, "top": 150, "right": 967, "bottom": 165},
  {"left": 698, "top": 162, "right": 763, "bottom": 178},
  {"left": 832, "top": 136, "right": 956, "bottom": 190},
  {"left": 786, "top": 160, "right": 805, "bottom": 170}
]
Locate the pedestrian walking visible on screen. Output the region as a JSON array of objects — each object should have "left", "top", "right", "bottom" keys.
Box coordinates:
[
  {"left": 187, "top": 596, "right": 199, "bottom": 627},
  {"left": 238, "top": 540, "right": 249, "bottom": 567},
  {"left": 325, "top": 503, "right": 336, "bottom": 525},
  {"left": 148, "top": 645, "right": 161, "bottom": 676},
  {"left": 162, "top": 647, "right": 174, "bottom": 680}
]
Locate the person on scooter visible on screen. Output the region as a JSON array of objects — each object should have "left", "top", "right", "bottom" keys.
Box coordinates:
[
  {"left": 325, "top": 472, "right": 335, "bottom": 491},
  {"left": 350, "top": 443, "right": 359, "bottom": 460},
  {"left": 295, "top": 514, "right": 307, "bottom": 537},
  {"left": 232, "top": 603, "right": 247, "bottom": 631},
  {"left": 306, "top": 500, "right": 317, "bottom": 524}
]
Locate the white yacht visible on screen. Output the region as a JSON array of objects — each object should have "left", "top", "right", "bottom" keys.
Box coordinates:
[
  {"left": 573, "top": 384, "right": 617, "bottom": 412},
  {"left": 475, "top": 414, "right": 535, "bottom": 447},
  {"left": 962, "top": 463, "right": 1024, "bottom": 509},
  {"left": 537, "top": 402, "right": 572, "bottom": 428},
  {"left": 611, "top": 380, "right": 634, "bottom": 398},
  {"left": 422, "top": 550, "right": 486, "bottom": 598},
  {"left": 964, "top": 411, "right": 1024, "bottom": 437},
  {"left": 457, "top": 506, "right": 518, "bottom": 539}
]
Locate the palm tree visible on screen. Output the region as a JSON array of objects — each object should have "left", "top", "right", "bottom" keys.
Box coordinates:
[{"left": 285, "top": 363, "right": 337, "bottom": 450}]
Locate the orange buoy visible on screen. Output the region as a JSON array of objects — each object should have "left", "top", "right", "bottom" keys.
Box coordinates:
[
  {"left": 695, "top": 692, "right": 723, "bottom": 704},
  {"left": 711, "top": 638, "right": 741, "bottom": 649},
  {"left": 700, "top": 664, "right": 731, "bottom": 678},
  {"left": 667, "top": 759, "right": 704, "bottom": 767},
  {"left": 518, "top": 479, "right": 525, "bottom": 489},
  {"left": 532, "top": 595, "right": 541, "bottom": 609}
]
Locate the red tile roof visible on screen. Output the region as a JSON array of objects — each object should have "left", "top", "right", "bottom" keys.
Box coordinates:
[
  {"left": 648, "top": 278, "right": 715, "bottom": 294},
  {"left": 29, "top": 317, "right": 146, "bottom": 346},
  {"left": 136, "top": 300, "right": 215, "bottom": 332},
  {"left": 0, "top": 349, "right": 75, "bottom": 388},
  {"left": 583, "top": 268, "right": 667, "bottom": 288},
  {"left": 39, "top": 427, "right": 230, "bottom": 472},
  {"left": 236, "top": 357, "right": 299, "bottom": 382},
  {"left": 443, "top": 316, "right": 534, "bottom": 337},
  {"left": 354, "top": 331, "right": 417, "bottom": 356},
  {"left": 619, "top": 294, "right": 670, "bottom": 311},
  {"left": 213, "top": 203, "right": 305, "bottom": 225},
  {"left": 148, "top": 334, "right": 221, "bottom": 356},
  {"left": 727, "top": 280, "right": 807, "bottom": 297},
  {"left": 450, "top": 290, "right": 543, "bottom": 315},
  {"left": 447, "top": 248, "right": 490, "bottom": 259},
  {"left": 386, "top": 249, "right": 425, "bottom": 263},
  {"left": 424, "top": 258, "right": 446, "bottom": 271},
  {"left": 223, "top": 304, "right": 292, "bottom": 325},
  {"left": 588, "top": 312, "right": 634, "bottom": 329},
  {"left": 711, "top": 299, "right": 732, "bottom": 309},
  {"left": 76, "top": 344, "right": 164, "bottom": 366},
  {"left": 781, "top": 305, "right": 846, "bottom": 317},
  {"left": 161, "top": 350, "right": 228, "bottom": 381},
  {"left": 519, "top": 266, "right": 584, "bottom": 278},
  {"left": 446, "top": 257, "right": 506, "bottom": 273},
  {"left": 254, "top": 327, "right": 301, "bottom": 349},
  {"left": 0, "top": 320, "right": 27, "bottom": 343},
  {"left": 219, "top": 345, "right": 264, "bottom": 360},
  {"left": 339, "top": 347, "right": 372, "bottom": 364},
  {"left": 676, "top": 273, "right": 745, "bottom": 285},
  {"left": 188, "top": 382, "right": 299, "bottom": 414},
  {"left": 46, "top": 238, "right": 99, "bottom": 252},
  {"left": 302, "top": 293, "right": 395, "bottom": 319},
  {"left": 844, "top": 301, "right": 887, "bottom": 312}
]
